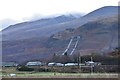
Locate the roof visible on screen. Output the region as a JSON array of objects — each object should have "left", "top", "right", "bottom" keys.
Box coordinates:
[
  {"left": 65, "top": 63, "right": 78, "bottom": 66},
  {"left": 86, "top": 61, "right": 95, "bottom": 64},
  {"left": 2, "top": 62, "right": 18, "bottom": 67},
  {"left": 48, "top": 62, "right": 56, "bottom": 66},
  {"left": 56, "top": 63, "right": 64, "bottom": 66},
  {"left": 26, "top": 61, "right": 42, "bottom": 66}
]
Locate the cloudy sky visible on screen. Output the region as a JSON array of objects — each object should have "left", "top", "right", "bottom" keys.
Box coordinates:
[{"left": 0, "top": 0, "right": 119, "bottom": 30}]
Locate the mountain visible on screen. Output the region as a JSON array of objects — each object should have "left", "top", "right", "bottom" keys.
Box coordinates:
[
  {"left": 2, "top": 15, "right": 78, "bottom": 40},
  {"left": 0, "top": 19, "right": 18, "bottom": 31},
  {"left": 2, "top": 15, "right": 118, "bottom": 63},
  {"left": 2, "top": 6, "right": 119, "bottom": 63},
  {"left": 51, "top": 15, "right": 118, "bottom": 54},
  {"left": 2, "top": 6, "right": 118, "bottom": 41},
  {"left": 82, "top": 6, "right": 118, "bottom": 19}
]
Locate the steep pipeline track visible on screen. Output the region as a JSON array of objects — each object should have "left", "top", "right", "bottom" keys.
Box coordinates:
[{"left": 62, "top": 36, "right": 80, "bottom": 55}]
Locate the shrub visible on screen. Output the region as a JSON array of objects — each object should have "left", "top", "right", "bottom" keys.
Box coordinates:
[{"left": 17, "top": 66, "right": 34, "bottom": 71}]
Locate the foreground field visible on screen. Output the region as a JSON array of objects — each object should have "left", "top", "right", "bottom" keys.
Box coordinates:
[
  {"left": 2, "top": 72, "right": 119, "bottom": 78},
  {"left": 1, "top": 67, "right": 119, "bottom": 79}
]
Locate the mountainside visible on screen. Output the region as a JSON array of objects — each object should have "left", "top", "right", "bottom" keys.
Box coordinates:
[
  {"left": 82, "top": 6, "right": 118, "bottom": 19},
  {"left": 2, "top": 15, "right": 118, "bottom": 63},
  {"left": 2, "top": 6, "right": 119, "bottom": 63},
  {"left": 2, "top": 6, "right": 118, "bottom": 41},
  {"left": 52, "top": 16, "right": 118, "bottom": 53},
  {"left": 2, "top": 15, "right": 78, "bottom": 40}
]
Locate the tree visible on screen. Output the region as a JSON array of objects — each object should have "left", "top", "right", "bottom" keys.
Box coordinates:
[
  {"left": 52, "top": 53, "right": 58, "bottom": 62},
  {"left": 64, "top": 52, "right": 68, "bottom": 56},
  {"left": 61, "top": 52, "right": 71, "bottom": 64}
]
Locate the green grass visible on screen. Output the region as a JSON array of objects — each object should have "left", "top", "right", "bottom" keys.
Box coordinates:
[
  {"left": 2, "top": 72, "right": 118, "bottom": 78},
  {"left": 1, "top": 67, "right": 119, "bottom": 78}
]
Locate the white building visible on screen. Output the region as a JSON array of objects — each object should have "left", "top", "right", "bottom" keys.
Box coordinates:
[
  {"left": 2, "top": 62, "right": 18, "bottom": 67},
  {"left": 26, "top": 61, "right": 42, "bottom": 66},
  {"left": 48, "top": 62, "right": 56, "bottom": 66},
  {"left": 48, "top": 62, "right": 64, "bottom": 66},
  {"left": 85, "top": 61, "right": 101, "bottom": 66},
  {"left": 65, "top": 63, "right": 78, "bottom": 66},
  {"left": 56, "top": 63, "right": 64, "bottom": 66}
]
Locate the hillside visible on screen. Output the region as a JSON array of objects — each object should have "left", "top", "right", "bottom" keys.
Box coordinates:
[
  {"left": 52, "top": 16, "right": 118, "bottom": 54},
  {"left": 2, "top": 6, "right": 119, "bottom": 63},
  {"left": 2, "top": 15, "right": 78, "bottom": 40},
  {"left": 2, "top": 6, "right": 118, "bottom": 41},
  {"left": 2, "top": 15, "right": 118, "bottom": 63}
]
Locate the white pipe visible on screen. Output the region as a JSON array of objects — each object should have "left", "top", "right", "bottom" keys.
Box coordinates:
[
  {"left": 62, "top": 38, "right": 73, "bottom": 55},
  {"left": 70, "top": 39, "right": 79, "bottom": 55}
]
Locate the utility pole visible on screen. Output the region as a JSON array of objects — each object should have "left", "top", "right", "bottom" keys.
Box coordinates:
[
  {"left": 79, "top": 51, "right": 81, "bottom": 72},
  {"left": 90, "top": 57, "right": 93, "bottom": 73},
  {"left": 78, "top": 54, "right": 80, "bottom": 69},
  {"left": 78, "top": 50, "right": 81, "bottom": 72}
]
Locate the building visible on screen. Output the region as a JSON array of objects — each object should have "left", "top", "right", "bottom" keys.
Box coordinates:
[
  {"left": 48, "top": 62, "right": 64, "bottom": 66},
  {"left": 85, "top": 61, "right": 101, "bottom": 66},
  {"left": 48, "top": 62, "right": 56, "bottom": 66},
  {"left": 26, "top": 61, "right": 42, "bottom": 66},
  {"left": 65, "top": 63, "right": 78, "bottom": 66},
  {"left": 2, "top": 62, "right": 18, "bottom": 67},
  {"left": 56, "top": 63, "right": 64, "bottom": 66}
]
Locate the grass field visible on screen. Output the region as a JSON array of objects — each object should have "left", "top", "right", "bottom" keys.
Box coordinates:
[
  {"left": 2, "top": 72, "right": 119, "bottom": 78},
  {"left": 1, "top": 67, "right": 119, "bottom": 78}
]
